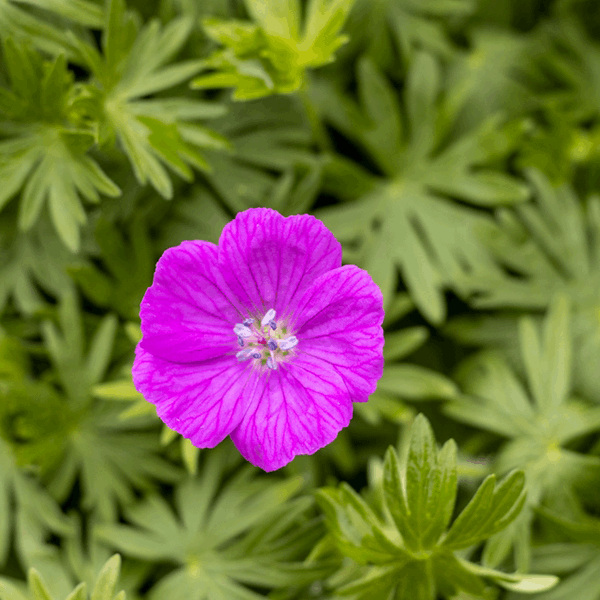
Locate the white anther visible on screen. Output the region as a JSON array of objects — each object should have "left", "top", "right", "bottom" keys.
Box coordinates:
[
  {"left": 266, "top": 356, "right": 277, "bottom": 370},
  {"left": 236, "top": 348, "right": 254, "bottom": 361},
  {"left": 234, "top": 323, "right": 252, "bottom": 338},
  {"left": 279, "top": 336, "right": 298, "bottom": 351},
  {"left": 261, "top": 309, "right": 276, "bottom": 327}
]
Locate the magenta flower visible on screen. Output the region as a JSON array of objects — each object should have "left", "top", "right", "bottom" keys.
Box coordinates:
[{"left": 133, "top": 208, "right": 384, "bottom": 471}]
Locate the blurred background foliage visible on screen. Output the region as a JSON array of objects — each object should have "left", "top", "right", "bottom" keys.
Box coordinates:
[{"left": 0, "top": 0, "right": 600, "bottom": 599}]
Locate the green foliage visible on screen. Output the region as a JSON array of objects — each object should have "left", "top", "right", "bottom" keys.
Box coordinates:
[
  {"left": 0, "top": 0, "right": 102, "bottom": 58},
  {"left": 523, "top": 506, "right": 600, "bottom": 600},
  {"left": 0, "top": 39, "right": 120, "bottom": 251},
  {"left": 314, "top": 52, "right": 529, "bottom": 322},
  {"left": 0, "top": 340, "right": 76, "bottom": 588},
  {"left": 0, "top": 554, "right": 126, "bottom": 600},
  {"left": 0, "top": 209, "right": 77, "bottom": 314},
  {"left": 2, "top": 1, "right": 600, "bottom": 599},
  {"left": 198, "top": 93, "right": 320, "bottom": 213},
  {"left": 341, "top": 0, "right": 475, "bottom": 72},
  {"left": 31, "top": 290, "right": 179, "bottom": 520},
  {"left": 316, "top": 414, "right": 556, "bottom": 599},
  {"left": 192, "top": 0, "right": 355, "bottom": 99},
  {"left": 71, "top": 0, "right": 230, "bottom": 200},
  {"left": 68, "top": 216, "right": 154, "bottom": 321},
  {"left": 95, "top": 449, "right": 330, "bottom": 600},
  {"left": 446, "top": 296, "right": 600, "bottom": 570},
  {"left": 450, "top": 170, "right": 600, "bottom": 401}
]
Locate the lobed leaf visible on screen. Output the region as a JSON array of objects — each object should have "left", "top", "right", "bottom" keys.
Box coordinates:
[{"left": 442, "top": 471, "right": 526, "bottom": 551}]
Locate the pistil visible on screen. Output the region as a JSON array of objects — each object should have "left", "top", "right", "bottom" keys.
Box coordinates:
[{"left": 232, "top": 308, "right": 298, "bottom": 370}]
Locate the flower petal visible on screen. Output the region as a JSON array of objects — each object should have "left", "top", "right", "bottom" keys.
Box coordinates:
[
  {"left": 229, "top": 364, "right": 354, "bottom": 471},
  {"left": 218, "top": 208, "right": 342, "bottom": 317},
  {"left": 133, "top": 346, "right": 261, "bottom": 448},
  {"left": 292, "top": 265, "right": 385, "bottom": 402},
  {"left": 140, "top": 240, "right": 242, "bottom": 363}
]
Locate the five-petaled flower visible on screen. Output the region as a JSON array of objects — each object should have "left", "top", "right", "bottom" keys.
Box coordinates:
[{"left": 133, "top": 208, "right": 384, "bottom": 471}]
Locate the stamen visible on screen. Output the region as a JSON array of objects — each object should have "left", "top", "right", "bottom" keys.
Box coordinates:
[
  {"left": 279, "top": 336, "right": 298, "bottom": 351},
  {"left": 261, "top": 309, "right": 276, "bottom": 327},
  {"left": 233, "top": 311, "right": 297, "bottom": 370},
  {"left": 234, "top": 323, "right": 252, "bottom": 338},
  {"left": 236, "top": 348, "right": 254, "bottom": 361}
]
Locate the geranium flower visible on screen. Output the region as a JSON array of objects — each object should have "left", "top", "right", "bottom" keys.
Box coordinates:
[{"left": 133, "top": 208, "right": 384, "bottom": 471}]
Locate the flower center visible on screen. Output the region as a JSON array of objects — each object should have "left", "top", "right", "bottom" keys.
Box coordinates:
[{"left": 232, "top": 308, "right": 298, "bottom": 370}]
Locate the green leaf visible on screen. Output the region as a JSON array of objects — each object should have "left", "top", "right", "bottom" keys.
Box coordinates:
[
  {"left": 70, "top": 217, "right": 154, "bottom": 320},
  {"left": 315, "top": 54, "right": 528, "bottom": 324},
  {"left": 383, "top": 417, "right": 458, "bottom": 552},
  {"left": 462, "top": 562, "right": 559, "bottom": 594},
  {"left": 70, "top": 0, "right": 228, "bottom": 199},
  {"left": 316, "top": 486, "right": 406, "bottom": 564},
  {"left": 448, "top": 351, "right": 537, "bottom": 437},
  {"left": 378, "top": 364, "right": 459, "bottom": 400},
  {"left": 433, "top": 552, "right": 488, "bottom": 598},
  {"left": 91, "top": 555, "right": 121, "bottom": 600},
  {"left": 341, "top": 0, "right": 474, "bottom": 72},
  {"left": 383, "top": 327, "right": 429, "bottom": 362},
  {"left": 193, "top": 0, "right": 355, "bottom": 99},
  {"left": 16, "top": 0, "right": 103, "bottom": 28},
  {"left": 0, "top": 40, "right": 120, "bottom": 250},
  {"left": 0, "top": 555, "right": 128, "bottom": 600},
  {"left": 244, "top": 0, "right": 301, "bottom": 40},
  {"left": 0, "top": 0, "right": 101, "bottom": 59},
  {"left": 27, "top": 571, "right": 54, "bottom": 600},
  {"left": 96, "top": 457, "right": 322, "bottom": 598},
  {"left": 0, "top": 579, "right": 30, "bottom": 600},
  {"left": 442, "top": 471, "right": 526, "bottom": 551},
  {"left": 521, "top": 555, "right": 600, "bottom": 600},
  {"left": 541, "top": 295, "right": 571, "bottom": 412},
  {"left": 319, "top": 416, "right": 542, "bottom": 600},
  {"left": 460, "top": 170, "right": 600, "bottom": 401},
  {"left": 300, "top": 0, "right": 355, "bottom": 66},
  {"left": 334, "top": 565, "right": 405, "bottom": 599},
  {"left": 64, "top": 584, "right": 86, "bottom": 600},
  {"left": 499, "top": 575, "right": 559, "bottom": 593}
]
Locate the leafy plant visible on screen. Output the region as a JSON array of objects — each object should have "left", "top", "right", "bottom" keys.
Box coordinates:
[
  {"left": 0, "top": 0, "right": 103, "bottom": 58},
  {"left": 314, "top": 52, "right": 529, "bottom": 322},
  {"left": 71, "top": 0, "right": 230, "bottom": 200},
  {"left": 449, "top": 169, "right": 600, "bottom": 402},
  {"left": 0, "top": 554, "right": 126, "bottom": 600},
  {"left": 341, "top": 0, "right": 475, "bottom": 73},
  {"left": 34, "top": 290, "right": 179, "bottom": 520},
  {"left": 536, "top": 18, "right": 600, "bottom": 124},
  {"left": 192, "top": 0, "right": 356, "bottom": 99},
  {"left": 0, "top": 39, "right": 120, "bottom": 251},
  {"left": 520, "top": 506, "right": 600, "bottom": 600},
  {"left": 445, "top": 296, "right": 600, "bottom": 570},
  {"left": 0, "top": 209, "right": 78, "bottom": 314},
  {"left": 199, "top": 93, "right": 320, "bottom": 213},
  {"left": 92, "top": 322, "right": 203, "bottom": 476},
  {"left": 95, "top": 448, "right": 331, "bottom": 600},
  {"left": 68, "top": 216, "right": 154, "bottom": 321},
  {"left": 316, "top": 414, "right": 557, "bottom": 600}
]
